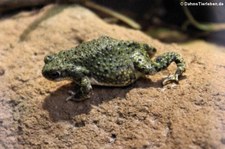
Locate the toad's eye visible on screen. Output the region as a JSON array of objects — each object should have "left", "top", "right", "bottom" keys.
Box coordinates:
[
  {"left": 44, "top": 55, "right": 54, "bottom": 63},
  {"left": 50, "top": 71, "right": 61, "bottom": 78}
]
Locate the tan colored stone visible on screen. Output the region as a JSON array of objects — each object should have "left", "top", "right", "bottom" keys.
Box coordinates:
[{"left": 0, "top": 5, "right": 225, "bottom": 149}]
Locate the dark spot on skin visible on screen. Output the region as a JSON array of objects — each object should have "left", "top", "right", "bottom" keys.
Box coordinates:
[
  {"left": 65, "top": 53, "right": 70, "bottom": 57},
  {"left": 131, "top": 48, "right": 135, "bottom": 52},
  {"left": 96, "top": 51, "right": 101, "bottom": 57},
  {"left": 104, "top": 69, "right": 108, "bottom": 73},
  {"left": 108, "top": 58, "right": 112, "bottom": 63},
  {"left": 96, "top": 62, "right": 101, "bottom": 66},
  {"left": 84, "top": 61, "right": 88, "bottom": 65},
  {"left": 127, "top": 41, "right": 135, "bottom": 47},
  {"left": 156, "top": 56, "right": 162, "bottom": 62}
]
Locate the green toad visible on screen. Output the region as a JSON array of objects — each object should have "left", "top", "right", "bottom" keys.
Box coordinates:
[{"left": 42, "top": 36, "right": 186, "bottom": 101}]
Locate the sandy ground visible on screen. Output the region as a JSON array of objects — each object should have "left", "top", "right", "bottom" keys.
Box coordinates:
[{"left": 0, "top": 5, "right": 225, "bottom": 149}]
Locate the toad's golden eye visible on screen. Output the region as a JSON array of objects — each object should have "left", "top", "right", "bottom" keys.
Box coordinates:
[{"left": 50, "top": 71, "right": 61, "bottom": 78}]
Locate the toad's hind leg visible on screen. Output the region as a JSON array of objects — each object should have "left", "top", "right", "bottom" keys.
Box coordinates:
[
  {"left": 153, "top": 52, "right": 186, "bottom": 85},
  {"left": 133, "top": 52, "right": 186, "bottom": 85}
]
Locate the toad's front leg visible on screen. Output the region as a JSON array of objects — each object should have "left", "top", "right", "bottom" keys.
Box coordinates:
[
  {"left": 153, "top": 52, "right": 186, "bottom": 85},
  {"left": 66, "top": 76, "right": 92, "bottom": 102}
]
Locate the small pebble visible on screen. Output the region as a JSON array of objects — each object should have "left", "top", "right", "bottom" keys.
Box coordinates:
[{"left": 0, "top": 67, "right": 5, "bottom": 76}]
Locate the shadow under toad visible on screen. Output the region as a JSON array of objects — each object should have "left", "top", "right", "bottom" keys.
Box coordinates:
[{"left": 42, "top": 78, "right": 162, "bottom": 122}]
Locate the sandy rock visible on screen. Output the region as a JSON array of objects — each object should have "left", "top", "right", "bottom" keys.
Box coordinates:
[{"left": 0, "top": 5, "right": 225, "bottom": 149}]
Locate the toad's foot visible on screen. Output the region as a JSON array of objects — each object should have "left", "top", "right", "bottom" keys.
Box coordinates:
[
  {"left": 66, "top": 90, "right": 76, "bottom": 102},
  {"left": 66, "top": 90, "right": 91, "bottom": 102},
  {"left": 162, "top": 74, "right": 179, "bottom": 86}
]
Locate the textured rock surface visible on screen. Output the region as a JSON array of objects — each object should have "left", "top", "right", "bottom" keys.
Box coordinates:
[{"left": 0, "top": 5, "right": 225, "bottom": 149}]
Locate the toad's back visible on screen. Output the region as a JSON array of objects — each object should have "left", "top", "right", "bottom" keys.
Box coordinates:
[{"left": 61, "top": 36, "right": 146, "bottom": 86}]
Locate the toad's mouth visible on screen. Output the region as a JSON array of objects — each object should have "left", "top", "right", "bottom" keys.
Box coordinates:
[
  {"left": 54, "top": 77, "right": 73, "bottom": 82},
  {"left": 43, "top": 76, "right": 73, "bottom": 82}
]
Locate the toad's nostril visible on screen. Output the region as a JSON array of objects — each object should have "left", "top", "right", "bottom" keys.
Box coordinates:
[{"left": 42, "top": 68, "right": 48, "bottom": 78}]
